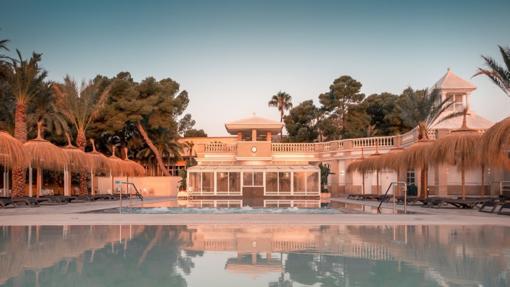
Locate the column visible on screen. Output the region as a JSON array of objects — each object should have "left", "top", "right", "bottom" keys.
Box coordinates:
[
  {"left": 267, "top": 131, "right": 272, "bottom": 142},
  {"left": 251, "top": 129, "right": 257, "bottom": 141}
]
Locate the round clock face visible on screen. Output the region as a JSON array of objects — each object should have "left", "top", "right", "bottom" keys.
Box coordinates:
[{"left": 251, "top": 146, "right": 257, "bottom": 153}]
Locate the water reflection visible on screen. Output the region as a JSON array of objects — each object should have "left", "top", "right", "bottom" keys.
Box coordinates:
[{"left": 0, "top": 225, "right": 508, "bottom": 286}]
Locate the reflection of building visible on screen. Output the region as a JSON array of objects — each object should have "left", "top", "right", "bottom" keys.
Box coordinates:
[{"left": 181, "top": 70, "right": 508, "bottom": 197}]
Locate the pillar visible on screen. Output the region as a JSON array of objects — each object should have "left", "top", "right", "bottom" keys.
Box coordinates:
[
  {"left": 267, "top": 131, "right": 272, "bottom": 142},
  {"left": 251, "top": 129, "right": 257, "bottom": 141},
  {"left": 237, "top": 132, "right": 242, "bottom": 141}
]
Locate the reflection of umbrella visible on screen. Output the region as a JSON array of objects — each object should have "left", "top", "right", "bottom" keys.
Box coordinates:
[
  {"left": 23, "top": 122, "right": 68, "bottom": 197},
  {"left": 481, "top": 116, "right": 510, "bottom": 169},
  {"left": 0, "top": 131, "right": 26, "bottom": 168},
  {"left": 430, "top": 114, "right": 481, "bottom": 199}
]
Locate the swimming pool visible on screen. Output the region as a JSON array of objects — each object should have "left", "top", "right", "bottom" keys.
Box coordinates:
[
  {"left": 0, "top": 225, "right": 508, "bottom": 286},
  {"left": 89, "top": 199, "right": 410, "bottom": 214}
]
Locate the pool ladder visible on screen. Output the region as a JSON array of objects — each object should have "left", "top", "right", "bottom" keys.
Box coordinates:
[{"left": 377, "top": 181, "right": 407, "bottom": 214}]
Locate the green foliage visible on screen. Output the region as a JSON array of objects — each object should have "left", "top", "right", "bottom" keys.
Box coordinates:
[
  {"left": 284, "top": 100, "right": 319, "bottom": 142},
  {"left": 183, "top": 129, "right": 207, "bottom": 137},
  {"left": 319, "top": 163, "right": 331, "bottom": 192},
  {"left": 268, "top": 91, "right": 293, "bottom": 122},
  {"left": 475, "top": 45, "right": 510, "bottom": 97}
]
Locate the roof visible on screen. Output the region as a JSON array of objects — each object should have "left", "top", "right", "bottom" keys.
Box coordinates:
[
  {"left": 432, "top": 69, "right": 476, "bottom": 91},
  {"left": 225, "top": 115, "right": 283, "bottom": 135},
  {"left": 430, "top": 111, "right": 493, "bottom": 130}
]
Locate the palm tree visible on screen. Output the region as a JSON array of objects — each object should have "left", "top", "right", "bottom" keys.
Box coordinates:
[
  {"left": 397, "top": 89, "right": 460, "bottom": 198},
  {"left": 4, "top": 50, "right": 47, "bottom": 197},
  {"left": 268, "top": 91, "right": 293, "bottom": 136},
  {"left": 474, "top": 45, "right": 510, "bottom": 97},
  {"left": 52, "top": 76, "right": 111, "bottom": 195}
]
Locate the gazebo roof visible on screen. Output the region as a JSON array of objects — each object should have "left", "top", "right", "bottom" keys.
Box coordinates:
[
  {"left": 432, "top": 69, "right": 476, "bottom": 91},
  {"left": 430, "top": 111, "right": 493, "bottom": 130},
  {"left": 225, "top": 115, "right": 283, "bottom": 135}
]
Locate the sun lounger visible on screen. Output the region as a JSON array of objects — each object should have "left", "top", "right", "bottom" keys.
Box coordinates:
[
  {"left": 0, "top": 198, "right": 16, "bottom": 208},
  {"left": 479, "top": 199, "right": 499, "bottom": 213},
  {"left": 498, "top": 202, "right": 510, "bottom": 215}
]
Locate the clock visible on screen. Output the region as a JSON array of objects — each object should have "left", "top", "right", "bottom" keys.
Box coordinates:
[{"left": 251, "top": 146, "right": 257, "bottom": 153}]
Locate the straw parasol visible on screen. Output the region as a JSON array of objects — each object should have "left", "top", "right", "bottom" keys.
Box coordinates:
[
  {"left": 61, "top": 133, "right": 92, "bottom": 196},
  {"left": 62, "top": 133, "right": 91, "bottom": 172},
  {"left": 108, "top": 146, "right": 131, "bottom": 176},
  {"left": 481, "top": 116, "right": 510, "bottom": 169},
  {"left": 0, "top": 130, "right": 27, "bottom": 168},
  {"left": 87, "top": 139, "right": 110, "bottom": 173},
  {"left": 430, "top": 112, "right": 482, "bottom": 199},
  {"left": 86, "top": 139, "right": 111, "bottom": 195},
  {"left": 23, "top": 122, "right": 68, "bottom": 197},
  {"left": 122, "top": 147, "right": 145, "bottom": 177}
]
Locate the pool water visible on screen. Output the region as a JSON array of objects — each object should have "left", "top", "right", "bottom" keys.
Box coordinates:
[
  {"left": 0, "top": 225, "right": 508, "bottom": 286},
  {"left": 90, "top": 199, "right": 409, "bottom": 214}
]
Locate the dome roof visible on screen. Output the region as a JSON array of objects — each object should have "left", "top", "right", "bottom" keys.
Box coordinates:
[{"left": 225, "top": 115, "right": 283, "bottom": 135}]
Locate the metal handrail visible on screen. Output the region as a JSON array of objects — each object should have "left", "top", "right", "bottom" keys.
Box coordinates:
[
  {"left": 377, "top": 181, "right": 407, "bottom": 214},
  {"left": 114, "top": 180, "right": 144, "bottom": 201}
]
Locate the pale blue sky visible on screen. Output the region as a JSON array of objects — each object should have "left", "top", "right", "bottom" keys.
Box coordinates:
[{"left": 1, "top": 0, "right": 509, "bottom": 135}]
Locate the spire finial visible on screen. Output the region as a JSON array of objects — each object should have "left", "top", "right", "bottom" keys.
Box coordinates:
[
  {"left": 123, "top": 147, "right": 129, "bottom": 160},
  {"left": 90, "top": 139, "right": 97, "bottom": 152},
  {"left": 36, "top": 121, "right": 44, "bottom": 139},
  {"left": 111, "top": 145, "right": 116, "bottom": 158},
  {"left": 65, "top": 133, "right": 73, "bottom": 147}
]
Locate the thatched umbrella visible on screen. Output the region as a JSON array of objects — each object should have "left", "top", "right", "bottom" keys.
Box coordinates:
[
  {"left": 23, "top": 122, "right": 68, "bottom": 197},
  {"left": 0, "top": 131, "right": 27, "bottom": 196},
  {"left": 0, "top": 131, "right": 27, "bottom": 168},
  {"left": 87, "top": 139, "right": 111, "bottom": 195},
  {"left": 347, "top": 148, "right": 366, "bottom": 194},
  {"left": 430, "top": 114, "right": 482, "bottom": 199},
  {"left": 122, "top": 147, "right": 145, "bottom": 177},
  {"left": 397, "top": 140, "right": 434, "bottom": 198},
  {"left": 481, "top": 116, "right": 510, "bottom": 170},
  {"left": 62, "top": 134, "right": 91, "bottom": 196}
]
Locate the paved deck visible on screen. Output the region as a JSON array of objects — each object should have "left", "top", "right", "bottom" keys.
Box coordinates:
[{"left": 0, "top": 197, "right": 508, "bottom": 226}]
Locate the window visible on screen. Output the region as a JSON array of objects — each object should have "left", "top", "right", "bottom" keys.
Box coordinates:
[
  {"left": 266, "top": 172, "right": 278, "bottom": 192},
  {"left": 293, "top": 172, "right": 306, "bottom": 193},
  {"left": 306, "top": 172, "right": 319, "bottom": 193},
  {"left": 278, "top": 172, "right": 291, "bottom": 193},
  {"left": 216, "top": 172, "right": 228, "bottom": 192},
  {"left": 229, "top": 172, "right": 241, "bottom": 192},
  {"left": 202, "top": 172, "right": 214, "bottom": 192},
  {"left": 189, "top": 172, "right": 201, "bottom": 192},
  {"left": 243, "top": 172, "right": 263, "bottom": 187},
  {"left": 406, "top": 170, "right": 415, "bottom": 186}
]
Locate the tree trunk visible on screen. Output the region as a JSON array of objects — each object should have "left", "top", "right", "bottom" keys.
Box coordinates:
[
  {"left": 76, "top": 129, "right": 88, "bottom": 195},
  {"left": 137, "top": 121, "right": 170, "bottom": 176},
  {"left": 480, "top": 164, "right": 485, "bottom": 195},
  {"left": 420, "top": 164, "right": 428, "bottom": 199},
  {"left": 12, "top": 102, "right": 27, "bottom": 198},
  {"left": 461, "top": 167, "right": 466, "bottom": 200}
]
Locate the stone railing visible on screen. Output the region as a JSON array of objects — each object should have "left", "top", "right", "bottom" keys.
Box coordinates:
[
  {"left": 203, "top": 142, "right": 237, "bottom": 153},
  {"left": 272, "top": 143, "right": 316, "bottom": 152},
  {"left": 351, "top": 136, "right": 395, "bottom": 148}
]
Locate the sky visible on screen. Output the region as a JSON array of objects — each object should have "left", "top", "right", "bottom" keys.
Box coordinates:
[{"left": 1, "top": 0, "right": 509, "bottom": 135}]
